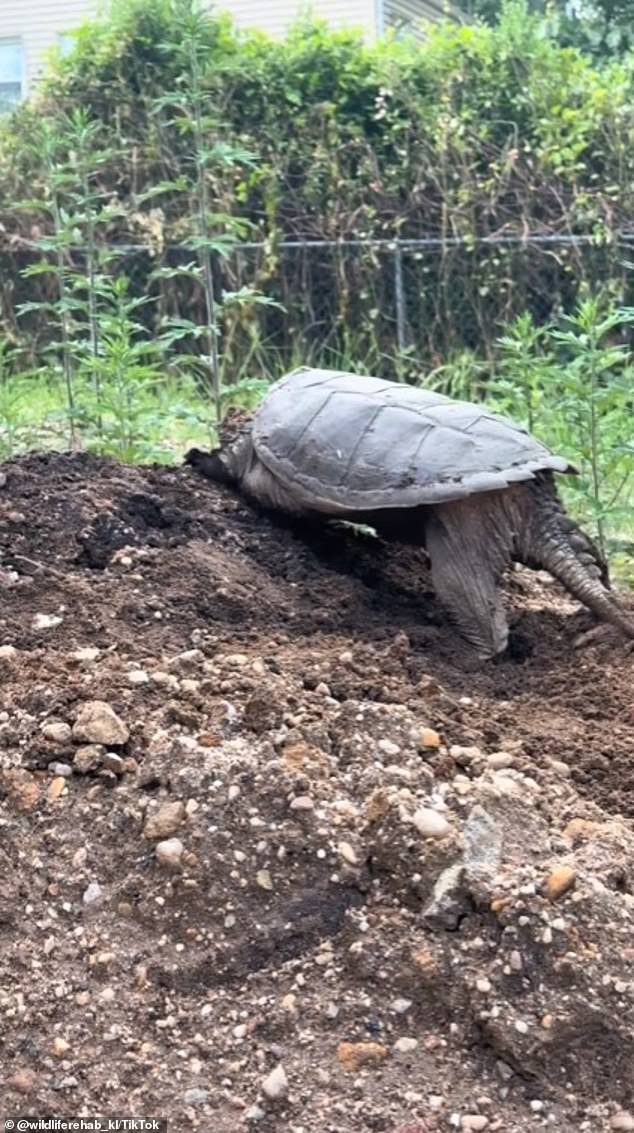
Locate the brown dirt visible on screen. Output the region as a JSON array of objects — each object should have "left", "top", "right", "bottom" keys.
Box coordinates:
[{"left": 1, "top": 451, "right": 634, "bottom": 1132}]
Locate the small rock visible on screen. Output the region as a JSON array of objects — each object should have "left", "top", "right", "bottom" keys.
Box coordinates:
[
  {"left": 337, "top": 1041, "right": 388, "bottom": 1072},
  {"left": 611, "top": 1115, "right": 634, "bottom": 1131},
  {"left": 245, "top": 1105, "right": 266, "bottom": 1122},
  {"left": 290, "top": 795, "right": 314, "bottom": 811},
  {"left": 486, "top": 751, "right": 515, "bottom": 769},
  {"left": 394, "top": 1037, "right": 419, "bottom": 1053},
  {"left": 72, "top": 647, "right": 100, "bottom": 663},
  {"left": 462, "top": 1118, "right": 489, "bottom": 1132},
  {"left": 32, "top": 613, "right": 62, "bottom": 630},
  {"left": 127, "top": 669, "right": 149, "bottom": 685},
  {"left": 50, "top": 762, "right": 73, "bottom": 778},
  {"left": 73, "top": 701, "right": 129, "bottom": 746},
  {"left": 155, "top": 838, "right": 184, "bottom": 869},
  {"left": 0, "top": 644, "right": 17, "bottom": 659},
  {"left": 378, "top": 738, "right": 401, "bottom": 757},
  {"left": 544, "top": 865, "right": 576, "bottom": 902},
  {"left": 47, "top": 776, "right": 66, "bottom": 801},
  {"left": 256, "top": 869, "right": 273, "bottom": 891},
  {"left": 420, "top": 728, "right": 441, "bottom": 749},
  {"left": 412, "top": 807, "right": 451, "bottom": 839},
  {"left": 7, "top": 1068, "right": 38, "bottom": 1094},
  {"left": 102, "top": 752, "right": 125, "bottom": 775},
  {"left": 338, "top": 841, "right": 358, "bottom": 865},
  {"left": 41, "top": 721, "right": 72, "bottom": 743},
  {"left": 562, "top": 818, "right": 599, "bottom": 846},
  {"left": 550, "top": 759, "right": 571, "bottom": 777},
  {"left": 144, "top": 801, "right": 186, "bottom": 840},
  {"left": 51, "top": 1037, "right": 71, "bottom": 1058},
  {"left": 261, "top": 1063, "right": 288, "bottom": 1100},
  {"left": 391, "top": 998, "right": 412, "bottom": 1014},
  {"left": 183, "top": 1088, "right": 209, "bottom": 1106},
  {"left": 450, "top": 745, "right": 482, "bottom": 766},
  {"left": 73, "top": 745, "right": 103, "bottom": 774},
  {"left": 82, "top": 881, "right": 103, "bottom": 907},
  {"left": 1, "top": 769, "right": 40, "bottom": 813}
]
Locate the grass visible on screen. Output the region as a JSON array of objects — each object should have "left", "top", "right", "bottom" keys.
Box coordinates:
[{"left": 0, "top": 370, "right": 218, "bottom": 463}]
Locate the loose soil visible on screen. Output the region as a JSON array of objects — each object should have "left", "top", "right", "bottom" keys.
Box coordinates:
[{"left": 1, "top": 451, "right": 634, "bottom": 1132}]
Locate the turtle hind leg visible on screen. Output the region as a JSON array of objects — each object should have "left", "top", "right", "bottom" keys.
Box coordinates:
[{"left": 425, "top": 498, "right": 514, "bottom": 659}]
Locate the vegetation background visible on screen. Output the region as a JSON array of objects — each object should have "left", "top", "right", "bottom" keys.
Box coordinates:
[{"left": 1, "top": 0, "right": 634, "bottom": 566}]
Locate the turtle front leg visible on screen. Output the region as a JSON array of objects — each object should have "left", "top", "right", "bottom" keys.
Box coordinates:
[{"left": 424, "top": 499, "right": 513, "bottom": 659}]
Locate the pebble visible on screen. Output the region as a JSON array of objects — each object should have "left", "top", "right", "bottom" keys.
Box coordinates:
[
  {"left": 420, "top": 728, "right": 441, "bottom": 749},
  {"left": 261, "top": 1063, "right": 288, "bottom": 1100},
  {"left": 72, "top": 701, "right": 129, "bottom": 746},
  {"left": 337, "top": 1041, "right": 388, "bottom": 1072},
  {"left": 378, "top": 739, "right": 401, "bottom": 757},
  {"left": 412, "top": 807, "right": 451, "bottom": 839},
  {"left": 338, "top": 841, "right": 358, "bottom": 865},
  {"left": 544, "top": 865, "right": 576, "bottom": 901},
  {"left": 183, "top": 1088, "right": 209, "bottom": 1106},
  {"left": 48, "top": 777, "right": 66, "bottom": 800},
  {"left": 102, "top": 752, "right": 125, "bottom": 775},
  {"left": 50, "top": 762, "right": 73, "bottom": 778},
  {"left": 82, "top": 881, "right": 103, "bottom": 906},
  {"left": 394, "top": 1037, "right": 419, "bottom": 1053},
  {"left": 127, "top": 669, "right": 149, "bottom": 685},
  {"left": 144, "top": 801, "right": 186, "bottom": 840},
  {"left": 461, "top": 1118, "right": 489, "bottom": 1131},
  {"left": 8, "top": 1068, "right": 38, "bottom": 1093},
  {"left": 73, "top": 745, "right": 103, "bottom": 773},
  {"left": 550, "top": 759, "right": 571, "bottom": 777},
  {"left": 611, "top": 1115, "right": 634, "bottom": 1131},
  {"left": 476, "top": 978, "right": 491, "bottom": 993},
  {"left": 72, "top": 647, "right": 100, "bottom": 663},
  {"left": 0, "top": 644, "right": 17, "bottom": 659},
  {"left": 41, "top": 721, "right": 72, "bottom": 743},
  {"left": 290, "top": 795, "right": 314, "bottom": 811},
  {"left": 486, "top": 751, "right": 515, "bottom": 769},
  {"left": 245, "top": 1106, "right": 266, "bottom": 1122},
  {"left": 450, "top": 745, "right": 482, "bottom": 766},
  {"left": 391, "top": 997, "right": 413, "bottom": 1014},
  {"left": 51, "top": 1037, "right": 71, "bottom": 1057},
  {"left": 32, "top": 613, "right": 63, "bottom": 630},
  {"left": 155, "top": 838, "right": 184, "bottom": 869}
]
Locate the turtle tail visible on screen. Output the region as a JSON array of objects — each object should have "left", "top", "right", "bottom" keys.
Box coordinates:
[{"left": 520, "top": 473, "right": 634, "bottom": 640}]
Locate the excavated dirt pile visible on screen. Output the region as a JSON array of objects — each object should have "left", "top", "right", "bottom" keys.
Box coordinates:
[{"left": 1, "top": 451, "right": 634, "bottom": 1132}]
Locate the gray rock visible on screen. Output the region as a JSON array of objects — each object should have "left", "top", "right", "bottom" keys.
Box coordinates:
[{"left": 72, "top": 701, "right": 129, "bottom": 746}]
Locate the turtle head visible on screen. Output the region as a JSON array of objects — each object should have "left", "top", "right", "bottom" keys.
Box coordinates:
[{"left": 185, "top": 446, "right": 237, "bottom": 487}]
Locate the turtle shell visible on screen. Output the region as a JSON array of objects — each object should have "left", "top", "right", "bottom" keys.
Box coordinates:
[{"left": 251, "top": 367, "right": 573, "bottom": 511}]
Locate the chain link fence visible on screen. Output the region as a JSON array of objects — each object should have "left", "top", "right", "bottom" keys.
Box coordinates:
[{"left": 3, "top": 233, "right": 634, "bottom": 377}]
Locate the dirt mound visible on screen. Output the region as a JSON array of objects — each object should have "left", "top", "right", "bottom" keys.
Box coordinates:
[{"left": 1, "top": 452, "right": 634, "bottom": 1131}]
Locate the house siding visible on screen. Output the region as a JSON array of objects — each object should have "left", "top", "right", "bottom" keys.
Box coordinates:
[
  {"left": 218, "top": 0, "right": 375, "bottom": 40},
  {"left": 0, "top": 0, "right": 100, "bottom": 91},
  {"left": 1, "top": 0, "right": 459, "bottom": 99},
  {"left": 383, "top": 0, "right": 465, "bottom": 36}
]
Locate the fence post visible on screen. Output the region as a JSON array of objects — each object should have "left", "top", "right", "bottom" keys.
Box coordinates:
[{"left": 394, "top": 243, "right": 407, "bottom": 353}]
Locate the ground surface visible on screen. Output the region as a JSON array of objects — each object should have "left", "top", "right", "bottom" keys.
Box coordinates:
[{"left": 1, "top": 452, "right": 634, "bottom": 1132}]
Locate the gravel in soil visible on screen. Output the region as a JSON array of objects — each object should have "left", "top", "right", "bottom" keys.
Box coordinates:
[{"left": 1, "top": 451, "right": 634, "bottom": 1131}]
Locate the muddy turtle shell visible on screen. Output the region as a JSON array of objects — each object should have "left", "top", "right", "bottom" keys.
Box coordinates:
[{"left": 251, "top": 367, "right": 573, "bottom": 511}]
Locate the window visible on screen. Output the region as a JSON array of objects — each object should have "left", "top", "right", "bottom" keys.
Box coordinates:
[{"left": 0, "top": 39, "right": 24, "bottom": 112}]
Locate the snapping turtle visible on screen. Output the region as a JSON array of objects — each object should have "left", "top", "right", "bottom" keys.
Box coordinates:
[{"left": 186, "top": 367, "right": 634, "bottom": 658}]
